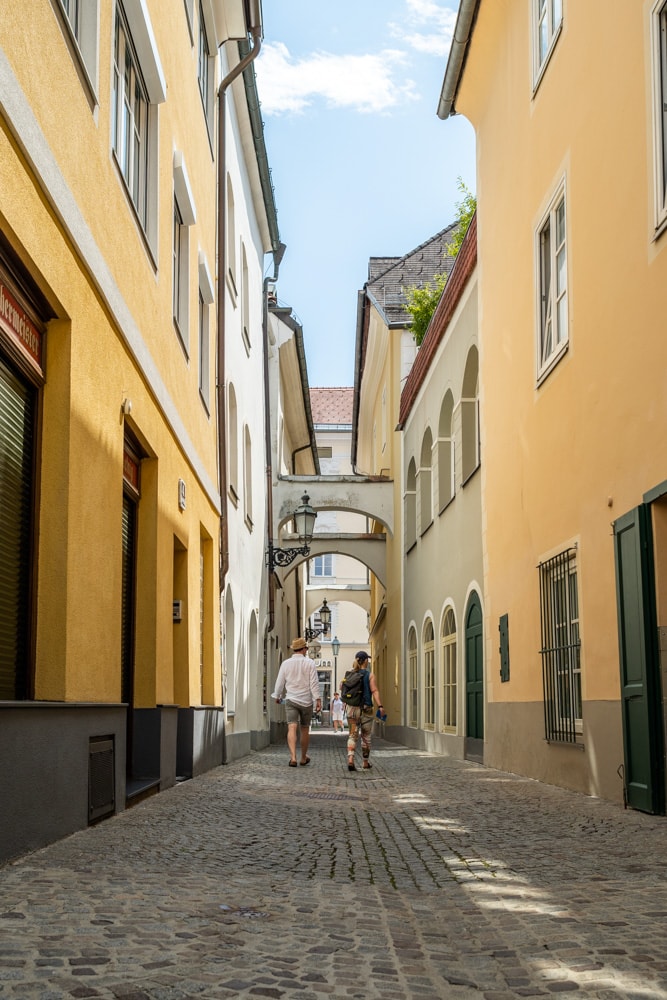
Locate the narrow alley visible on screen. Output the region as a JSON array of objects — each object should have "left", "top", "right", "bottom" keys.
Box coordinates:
[{"left": 1, "top": 734, "right": 667, "bottom": 1000}]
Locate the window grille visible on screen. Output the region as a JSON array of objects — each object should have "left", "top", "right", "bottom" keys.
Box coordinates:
[{"left": 538, "top": 547, "right": 581, "bottom": 743}]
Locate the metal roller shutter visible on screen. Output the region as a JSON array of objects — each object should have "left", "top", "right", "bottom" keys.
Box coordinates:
[{"left": 0, "top": 356, "right": 34, "bottom": 699}]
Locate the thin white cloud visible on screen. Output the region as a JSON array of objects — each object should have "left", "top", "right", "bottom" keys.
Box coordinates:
[
  {"left": 256, "top": 42, "right": 418, "bottom": 116},
  {"left": 389, "top": 0, "right": 458, "bottom": 59}
]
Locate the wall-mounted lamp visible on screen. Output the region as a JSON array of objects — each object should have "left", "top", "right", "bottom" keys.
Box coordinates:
[
  {"left": 305, "top": 598, "right": 331, "bottom": 642},
  {"left": 122, "top": 398, "right": 133, "bottom": 415},
  {"left": 266, "top": 492, "right": 317, "bottom": 572}
]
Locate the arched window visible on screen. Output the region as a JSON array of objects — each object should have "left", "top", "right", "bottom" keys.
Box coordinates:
[
  {"left": 438, "top": 391, "right": 455, "bottom": 511},
  {"left": 419, "top": 428, "right": 433, "bottom": 534},
  {"left": 423, "top": 619, "right": 435, "bottom": 729},
  {"left": 461, "top": 346, "right": 480, "bottom": 484},
  {"left": 241, "top": 241, "right": 250, "bottom": 351},
  {"left": 226, "top": 175, "right": 236, "bottom": 294},
  {"left": 243, "top": 425, "right": 253, "bottom": 527},
  {"left": 405, "top": 458, "right": 417, "bottom": 551},
  {"left": 441, "top": 608, "right": 457, "bottom": 731},
  {"left": 227, "top": 383, "right": 238, "bottom": 501},
  {"left": 408, "top": 627, "right": 418, "bottom": 727}
]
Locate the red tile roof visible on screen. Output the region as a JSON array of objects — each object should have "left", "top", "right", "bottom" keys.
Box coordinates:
[{"left": 310, "top": 387, "right": 354, "bottom": 424}]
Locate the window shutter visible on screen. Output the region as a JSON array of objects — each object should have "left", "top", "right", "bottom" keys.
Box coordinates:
[
  {"left": 499, "top": 613, "right": 510, "bottom": 683},
  {"left": 0, "top": 357, "right": 34, "bottom": 699}
]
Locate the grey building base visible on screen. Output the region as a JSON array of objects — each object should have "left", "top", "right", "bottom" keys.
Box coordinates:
[
  {"left": 385, "top": 724, "right": 466, "bottom": 760},
  {"left": 484, "top": 699, "right": 625, "bottom": 804},
  {"left": 0, "top": 702, "right": 126, "bottom": 866},
  {"left": 176, "top": 707, "right": 225, "bottom": 778},
  {"left": 131, "top": 706, "right": 178, "bottom": 790}
]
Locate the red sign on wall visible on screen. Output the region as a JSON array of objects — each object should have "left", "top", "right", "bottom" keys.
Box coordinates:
[
  {"left": 0, "top": 281, "right": 42, "bottom": 368},
  {"left": 123, "top": 449, "right": 139, "bottom": 491}
]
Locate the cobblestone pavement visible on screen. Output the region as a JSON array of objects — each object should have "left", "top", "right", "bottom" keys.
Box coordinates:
[{"left": 2, "top": 732, "right": 667, "bottom": 999}]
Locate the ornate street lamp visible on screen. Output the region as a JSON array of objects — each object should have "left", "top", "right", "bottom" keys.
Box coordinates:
[
  {"left": 304, "top": 598, "right": 331, "bottom": 642},
  {"left": 266, "top": 493, "right": 317, "bottom": 572}
]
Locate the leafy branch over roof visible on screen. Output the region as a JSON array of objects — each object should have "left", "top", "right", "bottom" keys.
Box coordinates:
[{"left": 404, "top": 179, "right": 476, "bottom": 346}]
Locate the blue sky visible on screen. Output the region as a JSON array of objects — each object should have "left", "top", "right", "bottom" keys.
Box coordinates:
[{"left": 255, "top": 0, "right": 476, "bottom": 388}]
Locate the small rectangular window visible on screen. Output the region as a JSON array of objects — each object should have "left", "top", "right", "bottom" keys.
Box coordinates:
[
  {"left": 652, "top": 2, "right": 667, "bottom": 231},
  {"left": 113, "top": 11, "right": 149, "bottom": 227},
  {"left": 312, "top": 554, "right": 333, "bottom": 577},
  {"left": 537, "top": 182, "right": 568, "bottom": 378},
  {"left": 533, "top": 0, "right": 562, "bottom": 87}
]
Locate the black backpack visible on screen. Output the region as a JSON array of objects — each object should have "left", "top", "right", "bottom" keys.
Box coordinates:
[{"left": 340, "top": 670, "right": 364, "bottom": 708}]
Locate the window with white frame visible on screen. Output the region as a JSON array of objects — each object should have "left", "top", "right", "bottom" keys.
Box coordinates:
[
  {"left": 112, "top": 1, "right": 165, "bottom": 252},
  {"left": 198, "top": 252, "right": 214, "bottom": 411},
  {"left": 441, "top": 608, "right": 457, "bottom": 731},
  {"left": 408, "top": 628, "right": 418, "bottom": 727},
  {"left": 57, "top": 0, "right": 99, "bottom": 90},
  {"left": 241, "top": 242, "right": 250, "bottom": 352},
  {"left": 226, "top": 177, "right": 237, "bottom": 296},
  {"left": 419, "top": 429, "right": 433, "bottom": 534},
  {"left": 183, "top": 0, "right": 194, "bottom": 38},
  {"left": 312, "top": 554, "right": 333, "bottom": 577},
  {"left": 197, "top": 0, "right": 215, "bottom": 135},
  {"left": 172, "top": 152, "right": 196, "bottom": 351},
  {"left": 424, "top": 620, "right": 435, "bottom": 730},
  {"left": 227, "top": 383, "right": 238, "bottom": 501},
  {"left": 537, "top": 182, "right": 568, "bottom": 378},
  {"left": 652, "top": 1, "right": 667, "bottom": 230},
  {"left": 538, "top": 547, "right": 582, "bottom": 743},
  {"left": 243, "top": 425, "right": 253, "bottom": 528},
  {"left": 533, "top": 0, "right": 562, "bottom": 86},
  {"left": 438, "top": 391, "right": 455, "bottom": 511},
  {"left": 405, "top": 458, "right": 417, "bottom": 551},
  {"left": 173, "top": 200, "right": 187, "bottom": 340}
]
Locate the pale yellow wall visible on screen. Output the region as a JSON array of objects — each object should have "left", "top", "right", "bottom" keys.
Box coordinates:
[
  {"left": 358, "top": 305, "right": 405, "bottom": 723},
  {"left": 457, "top": 1, "right": 665, "bottom": 717},
  {"left": 1, "top": 1, "right": 221, "bottom": 707}
]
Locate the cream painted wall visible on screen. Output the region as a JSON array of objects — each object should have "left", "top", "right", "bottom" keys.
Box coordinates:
[
  {"left": 453, "top": 0, "right": 666, "bottom": 799},
  {"left": 401, "top": 278, "right": 480, "bottom": 752}
]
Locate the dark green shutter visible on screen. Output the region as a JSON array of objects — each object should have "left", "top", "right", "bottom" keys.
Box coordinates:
[
  {"left": 0, "top": 357, "right": 34, "bottom": 699},
  {"left": 465, "top": 594, "right": 484, "bottom": 739},
  {"left": 613, "top": 505, "right": 664, "bottom": 814},
  {"left": 499, "top": 613, "right": 510, "bottom": 682}
]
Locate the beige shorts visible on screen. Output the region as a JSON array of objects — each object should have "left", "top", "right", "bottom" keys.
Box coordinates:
[{"left": 285, "top": 700, "right": 314, "bottom": 727}]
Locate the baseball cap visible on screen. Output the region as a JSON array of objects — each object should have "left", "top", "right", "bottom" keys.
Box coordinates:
[{"left": 355, "top": 651, "right": 370, "bottom": 662}]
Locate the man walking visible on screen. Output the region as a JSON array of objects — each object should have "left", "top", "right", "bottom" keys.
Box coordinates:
[{"left": 272, "top": 638, "right": 321, "bottom": 767}]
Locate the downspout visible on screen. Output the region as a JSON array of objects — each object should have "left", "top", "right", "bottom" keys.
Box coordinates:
[
  {"left": 263, "top": 243, "right": 286, "bottom": 634},
  {"left": 216, "top": 26, "right": 262, "bottom": 590}
]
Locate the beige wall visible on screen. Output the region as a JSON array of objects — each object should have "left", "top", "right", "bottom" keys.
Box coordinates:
[{"left": 454, "top": 0, "right": 667, "bottom": 800}]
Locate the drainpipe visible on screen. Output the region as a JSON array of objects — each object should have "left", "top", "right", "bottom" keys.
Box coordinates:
[
  {"left": 263, "top": 242, "right": 286, "bottom": 634},
  {"left": 216, "top": 25, "right": 262, "bottom": 590}
]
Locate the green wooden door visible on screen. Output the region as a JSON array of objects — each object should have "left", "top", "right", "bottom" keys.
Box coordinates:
[
  {"left": 465, "top": 593, "right": 484, "bottom": 739},
  {"left": 613, "top": 505, "right": 664, "bottom": 814}
]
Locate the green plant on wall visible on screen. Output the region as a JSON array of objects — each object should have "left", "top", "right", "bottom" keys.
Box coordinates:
[{"left": 404, "top": 179, "right": 476, "bottom": 347}]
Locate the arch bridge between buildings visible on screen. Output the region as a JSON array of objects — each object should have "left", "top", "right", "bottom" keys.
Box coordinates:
[{"left": 272, "top": 476, "right": 394, "bottom": 593}]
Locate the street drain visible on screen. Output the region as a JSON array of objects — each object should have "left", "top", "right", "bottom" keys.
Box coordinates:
[{"left": 219, "top": 905, "right": 269, "bottom": 919}]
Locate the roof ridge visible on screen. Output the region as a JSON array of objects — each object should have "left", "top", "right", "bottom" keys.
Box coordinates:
[{"left": 368, "top": 222, "right": 458, "bottom": 283}]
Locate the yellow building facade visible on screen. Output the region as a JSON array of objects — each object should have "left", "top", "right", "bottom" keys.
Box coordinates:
[
  {"left": 440, "top": 0, "right": 667, "bottom": 810},
  {"left": 0, "top": 0, "right": 260, "bottom": 861}
]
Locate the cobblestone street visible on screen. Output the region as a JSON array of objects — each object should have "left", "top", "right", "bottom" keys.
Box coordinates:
[{"left": 2, "top": 732, "right": 667, "bottom": 999}]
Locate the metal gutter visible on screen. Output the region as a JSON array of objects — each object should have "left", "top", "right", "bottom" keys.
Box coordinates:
[
  {"left": 239, "top": 39, "right": 281, "bottom": 254},
  {"left": 437, "top": 0, "right": 481, "bottom": 120}
]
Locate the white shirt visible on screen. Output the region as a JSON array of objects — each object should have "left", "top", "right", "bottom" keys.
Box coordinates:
[{"left": 272, "top": 652, "right": 320, "bottom": 707}]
